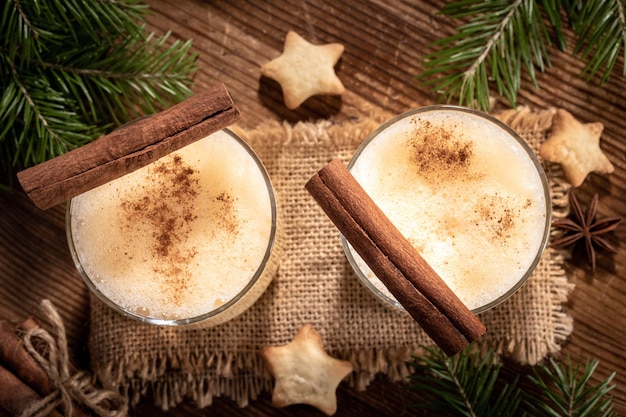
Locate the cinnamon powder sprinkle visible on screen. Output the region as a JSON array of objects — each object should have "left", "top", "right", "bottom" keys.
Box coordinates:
[
  {"left": 408, "top": 119, "right": 474, "bottom": 180},
  {"left": 474, "top": 194, "right": 522, "bottom": 244},
  {"left": 118, "top": 154, "right": 237, "bottom": 307},
  {"left": 407, "top": 117, "right": 528, "bottom": 246},
  {"left": 213, "top": 192, "right": 238, "bottom": 235}
]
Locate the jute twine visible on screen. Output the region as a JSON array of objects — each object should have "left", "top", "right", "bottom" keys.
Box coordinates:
[
  {"left": 88, "top": 107, "right": 574, "bottom": 410},
  {"left": 20, "top": 300, "right": 127, "bottom": 417}
]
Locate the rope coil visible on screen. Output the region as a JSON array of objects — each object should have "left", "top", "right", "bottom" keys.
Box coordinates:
[{"left": 20, "top": 300, "right": 128, "bottom": 417}]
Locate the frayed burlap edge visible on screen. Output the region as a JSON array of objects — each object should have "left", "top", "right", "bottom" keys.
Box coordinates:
[
  {"left": 98, "top": 349, "right": 272, "bottom": 409},
  {"left": 90, "top": 106, "right": 575, "bottom": 411},
  {"left": 96, "top": 345, "right": 417, "bottom": 409}
]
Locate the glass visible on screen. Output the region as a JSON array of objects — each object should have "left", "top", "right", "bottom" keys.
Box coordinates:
[
  {"left": 341, "top": 106, "right": 551, "bottom": 314},
  {"left": 67, "top": 128, "right": 278, "bottom": 327}
]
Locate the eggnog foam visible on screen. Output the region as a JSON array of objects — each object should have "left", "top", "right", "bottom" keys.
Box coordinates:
[
  {"left": 348, "top": 110, "right": 548, "bottom": 311},
  {"left": 70, "top": 130, "right": 273, "bottom": 320}
]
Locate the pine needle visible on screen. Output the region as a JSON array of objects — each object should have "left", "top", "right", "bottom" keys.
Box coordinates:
[{"left": 570, "top": 0, "right": 626, "bottom": 83}]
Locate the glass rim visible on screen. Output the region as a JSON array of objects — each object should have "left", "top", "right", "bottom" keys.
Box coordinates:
[
  {"left": 66, "top": 127, "right": 277, "bottom": 326},
  {"left": 340, "top": 105, "right": 552, "bottom": 315}
]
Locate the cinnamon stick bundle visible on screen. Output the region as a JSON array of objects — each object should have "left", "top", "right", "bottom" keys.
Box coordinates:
[
  {"left": 0, "top": 320, "right": 67, "bottom": 417},
  {"left": 0, "top": 363, "right": 62, "bottom": 417},
  {"left": 305, "top": 159, "right": 485, "bottom": 356},
  {"left": 17, "top": 83, "right": 241, "bottom": 210},
  {"left": 0, "top": 320, "right": 50, "bottom": 395}
]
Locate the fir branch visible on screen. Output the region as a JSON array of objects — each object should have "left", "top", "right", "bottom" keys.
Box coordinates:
[
  {"left": 421, "top": 0, "right": 552, "bottom": 111},
  {"left": 407, "top": 346, "right": 523, "bottom": 417},
  {"left": 421, "top": 0, "right": 626, "bottom": 111},
  {"left": 0, "top": 0, "right": 197, "bottom": 185},
  {"left": 406, "top": 347, "right": 616, "bottom": 417},
  {"left": 39, "top": 29, "right": 197, "bottom": 126},
  {"left": 525, "top": 356, "right": 617, "bottom": 417},
  {"left": 2, "top": 57, "right": 95, "bottom": 167}
]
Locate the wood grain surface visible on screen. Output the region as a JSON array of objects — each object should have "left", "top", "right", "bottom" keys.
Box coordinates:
[{"left": 1, "top": 1, "right": 624, "bottom": 416}]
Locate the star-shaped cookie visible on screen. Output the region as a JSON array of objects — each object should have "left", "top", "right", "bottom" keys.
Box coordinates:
[
  {"left": 261, "top": 31, "right": 345, "bottom": 109},
  {"left": 259, "top": 323, "right": 353, "bottom": 415},
  {"left": 540, "top": 109, "right": 614, "bottom": 187}
]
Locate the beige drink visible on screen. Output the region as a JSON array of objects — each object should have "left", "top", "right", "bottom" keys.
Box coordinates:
[
  {"left": 67, "top": 129, "right": 277, "bottom": 326},
  {"left": 343, "top": 106, "right": 550, "bottom": 313}
]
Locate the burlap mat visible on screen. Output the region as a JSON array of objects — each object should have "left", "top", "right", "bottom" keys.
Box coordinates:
[{"left": 89, "top": 107, "right": 574, "bottom": 410}]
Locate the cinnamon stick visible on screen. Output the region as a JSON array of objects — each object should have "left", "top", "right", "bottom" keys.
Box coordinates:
[
  {"left": 16, "top": 318, "right": 50, "bottom": 368},
  {"left": 305, "top": 159, "right": 485, "bottom": 356},
  {"left": 0, "top": 320, "right": 50, "bottom": 395},
  {"left": 0, "top": 363, "right": 63, "bottom": 417},
  {"left": 17, "top": 83, "right": 241, "bottom": 210}
]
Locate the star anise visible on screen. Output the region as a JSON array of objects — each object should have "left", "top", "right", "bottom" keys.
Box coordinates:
[{"left": 551, "top": 192, "right": 622, "bottom": 272}]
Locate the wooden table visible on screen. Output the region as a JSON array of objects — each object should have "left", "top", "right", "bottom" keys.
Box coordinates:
[{"left": 1, "top": 1, "right": 624, "bottom": 416}]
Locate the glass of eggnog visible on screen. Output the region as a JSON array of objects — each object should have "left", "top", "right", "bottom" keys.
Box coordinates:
[
  {"left": 342, "top": 106, "right": 551, "bottom": 314},
  {"left": 67, "top": 128, "right": 278, "bottom": 327}
]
